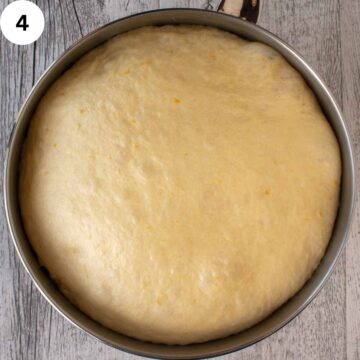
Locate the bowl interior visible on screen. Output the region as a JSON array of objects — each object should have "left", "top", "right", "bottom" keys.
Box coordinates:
[{"left": 4, "top": 9, "right": 355, "bottom": 360}]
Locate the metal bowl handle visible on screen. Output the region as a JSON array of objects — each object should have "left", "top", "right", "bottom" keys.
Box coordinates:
[{"left": 217, "top": 0, "right": 261, "bottom": 23}]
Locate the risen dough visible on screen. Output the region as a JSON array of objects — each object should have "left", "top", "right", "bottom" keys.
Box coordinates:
[{"left": 19, "top": 26, "right": 341, "bottom": 345}]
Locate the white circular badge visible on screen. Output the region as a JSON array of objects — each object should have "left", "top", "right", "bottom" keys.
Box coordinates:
[{"left": 0, "top": 1, "right": 44, "bottom": 45}]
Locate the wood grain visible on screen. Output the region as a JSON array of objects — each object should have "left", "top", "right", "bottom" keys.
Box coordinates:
[
  {"left": 341, "top": 1, "right": 360, "bottom": 359},
  {"left": 0, "top": 0, "right": 359, "bottom": 359}
]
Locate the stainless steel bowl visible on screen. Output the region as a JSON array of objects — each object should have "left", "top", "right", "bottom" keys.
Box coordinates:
[{"left": 4, "top": 6, "right": 355, "bottom": 360}]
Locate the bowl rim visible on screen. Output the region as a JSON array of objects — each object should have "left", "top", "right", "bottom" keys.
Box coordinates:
[{"left": 3, "top": 8, "right": 356, "bottom": 360}]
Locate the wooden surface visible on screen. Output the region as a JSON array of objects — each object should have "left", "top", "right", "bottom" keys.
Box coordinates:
[{"left": 0, "top": 0, "right": 359, "bottom": 359}]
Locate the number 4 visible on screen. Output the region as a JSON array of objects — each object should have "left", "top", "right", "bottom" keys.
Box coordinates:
[{"left": 16, "top": 15, "right": 29, "bottom": 31}]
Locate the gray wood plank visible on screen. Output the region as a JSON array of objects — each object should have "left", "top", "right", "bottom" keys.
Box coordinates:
[
  {"left": 159, "top": 0, "right": 190, "bottom": 9},
  {"left": 101, "top": 0, "right": 160, "bottom": 21},
  {"left": 341, "top": 0, "right": 360, "bottom": 359},
  {"left": 1, "top": 2, "right": 41, "bottom": 360},
  {"left": 0, "top": 0, "right": 358, "bottom": 359}
]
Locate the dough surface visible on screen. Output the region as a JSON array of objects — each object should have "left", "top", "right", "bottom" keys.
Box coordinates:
[{"left": 19, "top": 26, "right": 341, "bottom": 345}]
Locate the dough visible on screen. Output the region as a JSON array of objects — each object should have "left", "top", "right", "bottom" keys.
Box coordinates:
[{"left": 19, "top": 25, "right": 341, "bottom": 345}]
